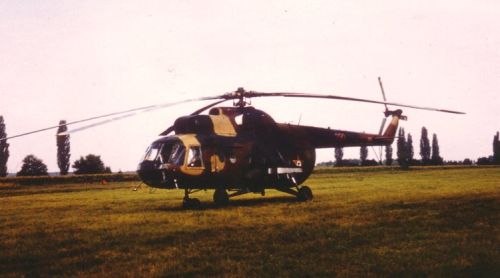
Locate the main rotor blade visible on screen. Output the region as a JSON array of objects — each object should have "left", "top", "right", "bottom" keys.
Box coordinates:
[
  {"left": 0, "top": 96, "right": 221, "bottom": 141},
  {"left": 159, "top": 99, "right": 228, "bottom": 136},
  {"left": 65, "top": 113, "right": 138, "bottom": 134},
  {"left": 190, "top": 99, "right": 228, "bottom": 116},
  {"left": 244, "top": 91, "right": 466, "bottom": 114}
]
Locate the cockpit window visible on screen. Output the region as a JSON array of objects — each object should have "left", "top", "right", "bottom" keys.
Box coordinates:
[
  {"left": 149, "top": 142, "right": 202, "bottom": 167},
  {"left": 143, "top": 144, "right": 162, "bottom": 161},
  {"left": 168, "top": 143, "right": 186, "bottom": 166},
  {"left": 234, "top": 114, "right": 243, "bottom": 125},
  {"left": 187, "top": 146, "right": 202, "bottom": 167}
]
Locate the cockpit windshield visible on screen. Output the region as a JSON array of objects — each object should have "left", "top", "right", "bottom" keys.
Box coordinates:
[
  {"left": 143, "top": 143, "right": 162, "bottom": 161},
  {"left": 165, "top": 143, "right": 186, "bottom": 166},
  {"left": 144, "top": 141, "right": 202, "bottom": 167}
]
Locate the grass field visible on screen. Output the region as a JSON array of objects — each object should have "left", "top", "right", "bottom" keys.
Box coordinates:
[{"left": 1, "top": 167, "right": 499, "bottom": 277}]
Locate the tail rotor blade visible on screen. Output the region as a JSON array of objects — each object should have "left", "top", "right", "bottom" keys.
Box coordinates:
[
  {"left": 378, "top": 77, "right": 389, "bottom": 112},
  {"left": 378, "top": 117, "right": 387, "bottom": 136}
]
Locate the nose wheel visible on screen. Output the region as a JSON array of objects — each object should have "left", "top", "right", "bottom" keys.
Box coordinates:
[
  {"left": 297, "top": 186, "right": 313, "bottom": 201},
  {"left": 182, "top": 189, "right": 201, "bottom": 209},
  {"left": 182, "top": 198, "right": 201, "bottom": 209},
  {"left": 213, "top": 188, "right": 229, "bottom": 206},
  {"left": 276, "top": 185, "right": 313, "bottom": 201}
]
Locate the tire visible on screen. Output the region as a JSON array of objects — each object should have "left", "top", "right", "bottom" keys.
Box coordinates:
[
  {"left": 182, "top": 198, "right": 201, "bottom": 209},
  {"left": 182, "top": 199, "right": 191, "bottom": 209},
  {"left": 297, "top": 186, "right": 313, "bottom": 201},
  {"left": 190, "top": 198, "right": 201, "bottom": 209},
  {"left": 213, "top": 189, "right": 229, "bottom": 206}
]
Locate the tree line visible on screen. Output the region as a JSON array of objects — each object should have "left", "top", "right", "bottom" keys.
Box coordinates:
[
  {"left": 0, "top": 117, "right": 111, "bottom": 177},
  {"left": 322, "top": 127, "right": 500, "bottom": 168}
]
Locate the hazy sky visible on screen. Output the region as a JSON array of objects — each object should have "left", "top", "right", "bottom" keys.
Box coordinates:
[{"left": 1, "top": 1, "right": 499, "bottom": 173}]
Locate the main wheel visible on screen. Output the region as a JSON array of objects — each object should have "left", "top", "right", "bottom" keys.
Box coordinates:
[
  {"left": 182, "top": 198, "right": 201, "bottom": 209},
  {"left": 297, "top": 186, "right": 313, "bottom": 201},
  {"left": 213, "top": 188, "right": 229, "bottom": 206}
]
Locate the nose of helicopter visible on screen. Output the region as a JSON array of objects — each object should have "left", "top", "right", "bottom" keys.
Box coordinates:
[
  {"left": 137, "top": 161, "right": 164, "bottom": 187},
  {"left": 137, "top": 138, "right": 188, "bottom": 188},
  {"left": 137, "top": 160, "right": 180, "bottom": 189}
]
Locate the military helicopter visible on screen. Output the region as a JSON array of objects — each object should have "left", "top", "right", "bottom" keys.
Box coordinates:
[
  {"left": 1, "top": 79, "right": 464, "bottom": 208},
  {"left": 135, "top": 81, "right": 464, "bottom": 208}
]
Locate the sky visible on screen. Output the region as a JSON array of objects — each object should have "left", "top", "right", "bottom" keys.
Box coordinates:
[{"left": 0, "top": 0, "right": 499, "bottom": 173}]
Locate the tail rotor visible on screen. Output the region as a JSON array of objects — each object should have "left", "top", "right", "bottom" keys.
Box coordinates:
[
  {"left": 378, "top": 77, "right": 389, "bottom": 136},
  {"left": 376, "top": 77, "right": 392, "bottom": 164}
]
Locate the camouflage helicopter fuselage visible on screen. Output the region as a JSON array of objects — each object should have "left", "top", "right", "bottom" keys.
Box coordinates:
[{"left": 137, "top": 106, "right": 402, "bottom": 194}]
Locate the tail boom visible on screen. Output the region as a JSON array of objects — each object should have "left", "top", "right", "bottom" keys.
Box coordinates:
[{"left": 276, "top": 109, "right": 404, "bottom": 149}]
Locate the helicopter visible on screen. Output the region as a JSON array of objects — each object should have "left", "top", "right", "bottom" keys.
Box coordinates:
[
  {"left": 1, "top": 78, "right": 464, "bottom": 208},
  {"left": 135, "top": 81, "right": 464, "bottom": 208}
]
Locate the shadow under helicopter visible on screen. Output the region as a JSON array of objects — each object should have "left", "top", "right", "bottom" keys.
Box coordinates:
[{"left": 156, "top": 196, "right": 299, "bottom": 211}]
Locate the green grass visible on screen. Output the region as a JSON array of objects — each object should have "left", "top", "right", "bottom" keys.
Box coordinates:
[{"left": 0, "top": 167, "right": 499, "bottom": 277}]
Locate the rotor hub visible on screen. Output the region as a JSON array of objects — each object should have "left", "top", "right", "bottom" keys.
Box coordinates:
[{"left": 233, "top": 87, "right": 250, "bottom": 107}]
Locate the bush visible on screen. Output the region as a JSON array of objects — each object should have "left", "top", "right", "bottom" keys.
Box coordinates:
[
  {"left": 17, "top": 155, "right": 48, "bottom": 176},
  {"left": 0, "top": 173, "right": 140, "bottom": 186},
  {"left": 477, "top": 156, "right": 493, "bottom": 165},
  {"left": 73, "top": 154, "right": 111, "bottom": 174},
  {"left": 361, "top": 159, "right": 380, "bottom": 166}
]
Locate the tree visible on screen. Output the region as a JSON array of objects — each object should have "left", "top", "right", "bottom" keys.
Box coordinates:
[
  {"left": 420, "top": 127, "right": 431, "bottom": 165},
  {"left": 334, "top": 147, "right": 344, "bottom": 167},
  {"left": 463, "top": 158, "right": 473, "bottom": 165},
  {"left": 360, "top": 145, "right": 368, "bottom": 166},
  {"left": 406, "top": 133, "right": 414, "bottom": 164},
  {"left": 72, "top": 154, "right": 111, "bottom": 174},
  {"left": 0, "top": 116, "right": 9, "bottom": 177},
  {"left": 57, "top": 120, "right": 71, "bottom": 175},
  {"left": 385, "top": 144, "right": 393, "bottom": 166},
  {"left": 494, "top": 131, "right": 500, "bottom": 164},
  {"left": 17, "top": 155, "right": 48, "bottom": 176},
  {"left": 431, "top": 133, "right": 443, "bottom": 165},
  {"left": 397, "top": 128, "right": 408, "bottom": 169},
  {"left": 477, "top": 156, "right": 493, "bottom": 165}
]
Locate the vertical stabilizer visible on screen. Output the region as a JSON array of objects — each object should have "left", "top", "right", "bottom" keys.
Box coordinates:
[{"left": 377, "top": 109, "right": 405, "bottom": 145}]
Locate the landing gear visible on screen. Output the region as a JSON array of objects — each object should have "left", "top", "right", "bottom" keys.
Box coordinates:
[
  {"left": 297, "top": 186, "right": 313, "bottom": 201},
  {"left": 213, "top": 188, "right": 229, "bottom": 206},
  {"left": 182, "top": 189, "right": 201, "bottom": 209},
  {"left": 276, "top": 185, "right": 313, "bottom": 202},
  {"left": 181, "top": 185, "right": 312, "bottom": 208}
]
